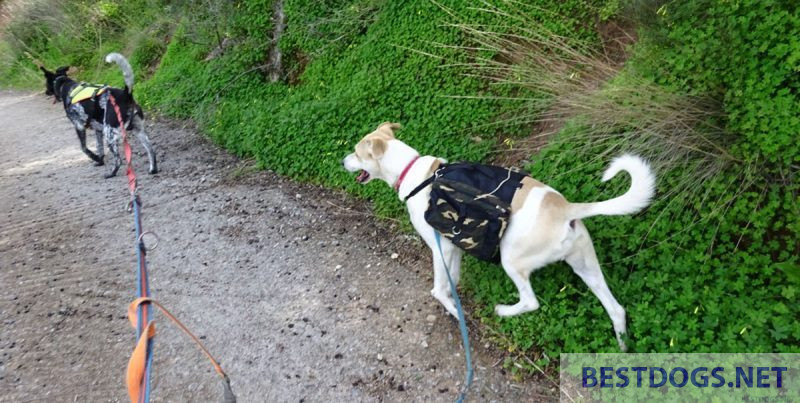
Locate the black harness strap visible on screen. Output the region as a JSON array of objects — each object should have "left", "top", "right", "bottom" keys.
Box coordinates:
[
  {"left": 91, "top": 86, "right": 104, "bottom": 100},
  {"left": 53, "top": 76, "right": 71, "bottom": 103},
  {"left": 403, "top": 169, "right": 443, "bottom": 202}
]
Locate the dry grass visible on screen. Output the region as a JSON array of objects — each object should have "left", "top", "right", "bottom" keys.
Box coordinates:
[{"left": 428, "top": 0, "right": 753, "bottom": 251}]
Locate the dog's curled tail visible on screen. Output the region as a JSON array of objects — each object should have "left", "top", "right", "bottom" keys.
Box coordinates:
[
  {"left": 569, "top": 154, "right": 656, "bottom": 220},
  {"left": 105, "top": 52, "right": 134, "bottom": 91}
]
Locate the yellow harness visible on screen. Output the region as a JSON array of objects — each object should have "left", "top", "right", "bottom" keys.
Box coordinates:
[{"left": 68, "top": 82, "right": 108, "bottom": 104}]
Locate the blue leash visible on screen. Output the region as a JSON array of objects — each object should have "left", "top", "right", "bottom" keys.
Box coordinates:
[
  {"left": 133, "top": 197, "right": 154, "bottom": 402},
  {"left": 434, "top": 231, "right": 474, "bottom": 403}
]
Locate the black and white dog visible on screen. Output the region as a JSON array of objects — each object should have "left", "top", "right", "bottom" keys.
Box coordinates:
[{"left": 41, "top": 53, "right": 157, "bottom": 177}]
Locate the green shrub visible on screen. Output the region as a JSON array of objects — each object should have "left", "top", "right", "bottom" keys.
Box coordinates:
[
  {"left": 0, "top": 0, "right": 172, "bottom": 88},
  {"left": 634, "top": 0, "right": 800, "bottom": 166},
  {"left": 131, "top": 36, "right": 166, "bottom": 72}
]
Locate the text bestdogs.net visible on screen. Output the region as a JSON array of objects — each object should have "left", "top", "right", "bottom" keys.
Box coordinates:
[
  {"left": 343, "top": 122, "right": 656, "bottom": 350},
  {"left": 40, "top": 53, "right": 157, "bottom": 177}
]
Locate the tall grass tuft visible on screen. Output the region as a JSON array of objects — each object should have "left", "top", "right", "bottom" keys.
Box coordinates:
[{"left": 433, "top": 0, "right": 755, "bottom": 250}]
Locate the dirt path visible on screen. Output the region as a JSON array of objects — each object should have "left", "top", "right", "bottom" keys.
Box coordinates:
[{"left": 0, "top": 92, "right": 552, "bottom": 402}]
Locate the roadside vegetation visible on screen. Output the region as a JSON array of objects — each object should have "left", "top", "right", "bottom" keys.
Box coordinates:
[{"left": 2, "top": 0, "right": 797, "bottom": 370}]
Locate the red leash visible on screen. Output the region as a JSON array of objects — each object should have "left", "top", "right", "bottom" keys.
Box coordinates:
[{"left": 107, "top": 94, "right": 137, "bottom": 195}]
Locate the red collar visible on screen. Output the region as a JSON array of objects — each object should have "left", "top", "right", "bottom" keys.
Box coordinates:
[{"left": 393, "top": 155, "right": 420, "bottom": 192}]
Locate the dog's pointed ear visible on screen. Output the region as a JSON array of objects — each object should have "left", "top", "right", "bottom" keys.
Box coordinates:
[
  {"left": 377, "top": 122, "right": 402, "bottom": 138},
  {"left": 365, "top": 138, "right": 388, "bottom": 159}
]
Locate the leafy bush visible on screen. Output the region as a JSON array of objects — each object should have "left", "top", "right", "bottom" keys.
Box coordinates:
[
  {"left": 0, "top": 0, "right": 173, "bottom": 88},
  {"left": 634, "top": 0, "right": 800, "bottom": 166}
]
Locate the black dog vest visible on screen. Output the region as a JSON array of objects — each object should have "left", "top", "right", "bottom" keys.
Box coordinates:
[{"left": 405, "top": 162, "right": 528, "bottom": 262}]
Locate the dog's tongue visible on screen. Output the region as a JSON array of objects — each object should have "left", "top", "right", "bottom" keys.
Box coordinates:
[{"left": 356, "top": 170, "right": 370, "bottom": 183}]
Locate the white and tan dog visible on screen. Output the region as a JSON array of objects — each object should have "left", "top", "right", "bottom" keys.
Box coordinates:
[{"left": 343, "top": 122, "right": 655, "bottom": 350}]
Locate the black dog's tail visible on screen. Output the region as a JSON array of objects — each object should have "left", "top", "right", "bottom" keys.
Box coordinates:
[{"left": 105, "top": 52, "right": 134, "bottom": 92}]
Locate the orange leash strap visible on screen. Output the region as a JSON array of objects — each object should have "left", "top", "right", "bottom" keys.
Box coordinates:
[
  {"left": 126, "top": 321, "right": 155, "bottom": 403},
  {"left": 126, "top": 297, "right": 236, "bottom": 403}
]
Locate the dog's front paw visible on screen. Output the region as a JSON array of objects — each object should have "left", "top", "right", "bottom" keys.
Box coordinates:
[
  {"left": 149, "top": 167, "right": 158, "bottom": 174},
  {"left": 94, "top": 160, "right": 105, "bottom": 166},
  {"left": 431, "top": 289, "right": 459, "bottom": 318},
  {"left": 104, "top": 172, "right": 116, "bottom": 179}
]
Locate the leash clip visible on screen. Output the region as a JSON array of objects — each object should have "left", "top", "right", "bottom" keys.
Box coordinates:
[
  {"left": 137, "top": 231, "right": 160, "bottom": 252},
  {"left": 125, "top": 195, "right": 142, "bottom": 213}
]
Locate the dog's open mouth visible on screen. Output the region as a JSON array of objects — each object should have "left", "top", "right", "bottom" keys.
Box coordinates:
[{"left": 356, "top": 170, "right": 370, "bottom": 183}]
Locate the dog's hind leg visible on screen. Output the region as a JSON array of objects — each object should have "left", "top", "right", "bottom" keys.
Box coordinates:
[
  {"left": 73, "top": 125, "right": 103, "bottom": 164},
  {"left": 494, "top": 256, "right": 541, "bottom": 317},
  {"left": 103, "top": 126, "right": 121, "bottom": 178},
  {"left": 132, "top": 115, "right": 157, "bottom": 174},
  {"left": 90, "top": 123, "right": 105, "bottom": 165},
  {"left": 566, "top": 221, "right": 627, "bottom": 351}
]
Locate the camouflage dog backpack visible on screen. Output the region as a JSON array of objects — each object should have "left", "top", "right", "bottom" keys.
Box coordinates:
[{"left": 405, "top": 162, "right": 528, "bottom": 262}]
